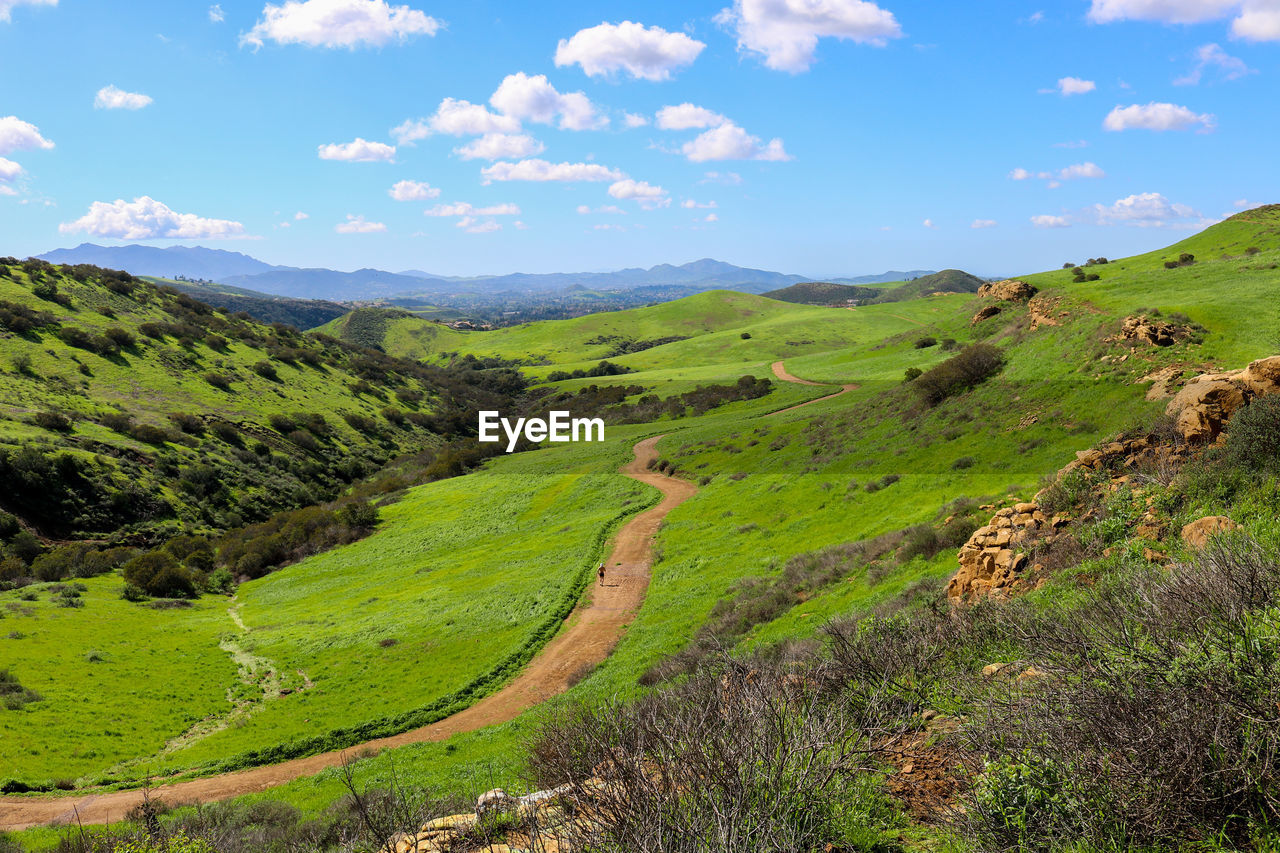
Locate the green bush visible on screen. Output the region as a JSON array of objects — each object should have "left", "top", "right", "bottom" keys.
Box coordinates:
[
  {"left": 1222, "top": 394, "right": 1280, "bottom": 476},
  {"left": 911, "top": 343, "right": 1006, "bottom": 406},
  {"left": 914, "top": 336, "right": 937, "bottom": 349}
]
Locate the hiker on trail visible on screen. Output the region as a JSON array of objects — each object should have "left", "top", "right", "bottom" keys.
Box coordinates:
[{"left": 598, "top": 563, "right": 606, "bottom": 585}]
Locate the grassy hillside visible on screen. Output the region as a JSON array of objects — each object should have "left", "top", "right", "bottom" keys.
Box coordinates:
[
  {"left": 145, "top": 277, "right": 348, "bottom": 330},
  {"left": 870, "top": 268, "right": 986, "bottom": 303},
  {"left": 761, "top": 281, "right": 880, "bottom": 305},
  {"left": 0, "top": 260, "right": 522, "bottom": 542}
]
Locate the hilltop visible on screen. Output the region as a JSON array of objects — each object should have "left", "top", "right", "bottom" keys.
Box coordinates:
[
  {"left": 764, "top": 269, "right": 984, "bottom": 307},
  {"left": 761, "top": 280, "right": 881, "bottom": 305}
]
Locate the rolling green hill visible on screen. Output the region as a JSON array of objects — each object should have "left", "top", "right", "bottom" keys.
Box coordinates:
[
  {"left": 761, "top": 281, "right": 881, "bottom": 305},
  {"left": 5, "top": 209, "right": 1280, "bottom": 851},
  {"left": 869, "top": 268, "right": 986, "bottom": 303}
]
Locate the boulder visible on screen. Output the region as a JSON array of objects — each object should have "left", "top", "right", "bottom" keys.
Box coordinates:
[
  {"left": 977, "top": 279, "right": 1037, "bottom": 301},
  {"left": 1239, "top": 356, "right": 1280, "bottom": 397},
  {"left": 1165, "top": 379, "right": 1248, "bottom": 442},
  {"left": 1139, "top": 365, "right": 1186, "bottom": 401},
  {"left": 476, "top": 788, "right": 519, "bottom": 817},
  {"left": 971, "top": 304, "right": 1001, "bottom": 325},
  {"left": 1181, "top": 516, "right": 1239, "bottom": 550}
]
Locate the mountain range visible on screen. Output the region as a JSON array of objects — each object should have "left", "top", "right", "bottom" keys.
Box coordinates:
[{"left": 36, "top": 243, "right": 935, "bottom": 303}]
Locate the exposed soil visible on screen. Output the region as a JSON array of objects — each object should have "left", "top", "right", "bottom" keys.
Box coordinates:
[
  {"left": 767, "top": 360, "right": 858, "bottom": 414},
  {"left": 0, "top": 436, "right": 696, "bottom": 831}
]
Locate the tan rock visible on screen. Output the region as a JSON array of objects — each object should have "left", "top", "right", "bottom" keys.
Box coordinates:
[
  {"left": 1014, "top": 502, "right": 1038, "bottom": 514},
  {"left": 1165, "top": 379, "right": 1248, "bottom": 442},
  {"left": 977, "top": 279, "right": 1037, "bottom": 301},
  {"left": 981, "top": 662, "right": 1010, "bottom": 678},
  {"left": 1239, "top": 356, "right": 1280, "bottom": 397},
  {"left": 971, "top": 304, "right": 1001, "bottom": 325},
  {"left": 1181, "top": 516, "right": 1239, "bottom": 550},
  {"left": 1139, "top": 365, "right": 1186, "bottom": 401}
]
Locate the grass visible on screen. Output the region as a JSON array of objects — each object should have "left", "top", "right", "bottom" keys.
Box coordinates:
[{"left": 7, "top": 208, "right": 1280, "bottom": 847}]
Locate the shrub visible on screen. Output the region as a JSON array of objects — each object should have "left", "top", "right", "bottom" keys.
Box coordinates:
[
  {"left": 912, "top": 343, "right": 1006, "bottom": 406},
  {"left": 204, "top": 372, "right": 233, "bottom": 391},
  {"left": 903, "top": 367, "right": 923, "bottom": 383},
  {"left": 103, "top": 327, "right": 135, "bottom": 348},
  {"left": 914, "top": 336, "right": 938, "bottom": 349},
  {"left": 32, "top": 411, "right": 72, "bottom": 433},
  {"left": 122, "top": 551, "right": 198, "bottom": 599},
  {"left": 740, "top": 332, "right": 752, "bottom": 340},
  {"left": 169, "top": 413, "right": 205, "bottom": 435},
  {"left": 252, "top": 360, "right": 279, "bottom": 381},
  {"left": 1221, "top": 394, "right": 1280, "bottom": 476},
  {"left": 269, "top": 414, "right": 298, "bottom": 434}
]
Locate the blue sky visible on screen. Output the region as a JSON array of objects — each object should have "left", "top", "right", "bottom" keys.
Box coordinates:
[{"left": 0, "top": 0, "right": 1276, "bottom": 278}]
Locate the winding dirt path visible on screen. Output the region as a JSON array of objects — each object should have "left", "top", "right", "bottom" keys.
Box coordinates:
[
  {"left": 767, "top": 360, "right": 859, "bottom": 414},
  {"left": 0, "top": 437, "right": 695, "bottom": 832}
]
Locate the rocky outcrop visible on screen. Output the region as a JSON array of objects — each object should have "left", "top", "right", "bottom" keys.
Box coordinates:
[
  {"left": 1027, "top": 297, "right": 1062, "bottom": 331},
  {"left": 1139, "top": 365, "right": 1187, "bottom": 401},
  {"left": 1117, "top": 315, "right": 1179, "bottom": 347},
  {"left": 971, "top": 304, "right": 1001, "bottom": 325},
  {"left": 1181, "top": 516, "right": 1239, "bottom": 550},
  {"left": 1163, "top": 355, "right": 1280, "bottom": 442},
  {"left": 948, "top": 502, "right": 1064, "bottom": 602},
  {"left": 977, "top": 279, "right": 1037, "bottom": 301}
]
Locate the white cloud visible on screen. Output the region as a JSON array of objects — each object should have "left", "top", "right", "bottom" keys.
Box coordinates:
[
  {"left": 680, "top": 122, "right": 791, "bottom": 162},
  {"left": 971, "top": 219, "right": 998, "bottom": 229},
  {"left": 388, "top": 179, "right": 440, "bottom": 201},
  {"left": 703, "top": 213, "right": 719, "bottom": 223},
  {"left": 1028, "top": 10, "right": 1045, "bottom": 23},
  {"left": 554, "top": 20, "right": 705, "bottom": 81},
  {"left": 514, "top": 220, "right": 529, "bottom": 230},
  {"left": 700, "top": 170, "right": 743, "bottom": 185},
  {"left": 335, "top": 214, "right": 386, "bottom": 233},
  {"left": 1054, "top": 139, "right": 1090, "bottom": 148},
  {"left": 1092, "top": 192, "right": 1198, "bottom": 227},
  {"left": 1058, "top": 76, "right": 1096, "bottom": 95},
  {"left": 593, "top": 223, "right": 625, "bottom": 232},
  {"left": 94, "top": 85, "right": 153, "bottom": 110},
  {"left": 1087, "top": 0, "right": 1240, "bottom": 24},
  {"left": 241, "top": 0, "right": 440, "bottom": 49},
  {"left": 681, "top": 199, "right": 718, "bottom": 209},
  {"left": 1088, "top": 0, "right": 1280, "bottom": 42},
  {"left": 1010, "top": 161, "right": 1107, "bottom": 186},
  {"left": 608, "top": 179, "right": 670, "bottom": 209},
  {"left": 59, "top": 196, "right": 246, "bottom": 239},
  {"left": 425, "top": 202, "right": 521, "bottom": 217},
  {"left": 318, "top": 137, "right": 396, "bottom": 161},
  {"left": 715, "top": 0, "right": 902, "bottom": 73},
  {"left": 392, "top": 98, "right": 521, "bottom": 145},
  {"left": 1234, "top": 198, "right": 1263, "bottom": 209},
  {"left": 1233, "top": 2, "right": 1280, "bottom": 40},
  {"left": 0, "top": 116, "right": 54, "bottom": 156},
  {"left": 1103, "top": 102, "right": 1215, "bottom": 131},
  {"left": 294, "top": 210, "right": 309, "bottom": 219},
  {"left": 922, "top": 218, "right": 936, "bottom": 228},
  {"left": 1174, "top": 42, "right": 1254, "bottom": 84},
  {"left": 577, "top": 204, "right": 626, "bottom": 215},
  {"left": 0, "top": 0, "right": 55, "bottom": 22},
  {"left": 489, "top": 72, "right": 607, "bottom": 131},
  {"left": 457, "top": 217, "right": 501, "bottom": 233},
  {"left": 454, "top": 133, "right": 544, "bottom": 161},
  {"left": 480, "top": 159, "right": 624, "bottom": 183},
  {"left": 655, "top": 103, "right": 729, "bottom": 130},
  {"left": 1031, "top": 214, "right": 1071, "bottom": 228},
  {"left": 623, "top": 112, "right": 650, "bottom": 128},
  {"left": 208, "top": 4, "right": 224, "bottom": 22},
  {"left": 0, "top": 157, "right": 22, "bottom": 184}
]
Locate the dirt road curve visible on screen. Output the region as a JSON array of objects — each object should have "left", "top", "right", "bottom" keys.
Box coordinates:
[
  {"left": 0, "top": 436, "right": 696, "bottom": 832},
  {"left": 768, "top": 361, "right": 858, "bottom": 414}
]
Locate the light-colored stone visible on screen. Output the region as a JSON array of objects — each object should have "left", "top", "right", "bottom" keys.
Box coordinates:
[
  {"left": 977, "top": 279, "right": 1037, "bottom": 301},
  {"left": 1165, "top": 379, "right": 1248, "bottom": 442},
  {"left": 1181, "top": 516, "right": 1239, "bottom": 550}
]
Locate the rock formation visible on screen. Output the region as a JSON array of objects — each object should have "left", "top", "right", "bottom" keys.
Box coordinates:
[
  {"left": 1165, "top": 356, "right": 1280, "bottom": 442},
  {"left": 976, "top": 279, "right": 1037, "bottom": 301}
]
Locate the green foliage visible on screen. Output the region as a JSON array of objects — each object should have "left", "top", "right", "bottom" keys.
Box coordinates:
[
  {"left": 911, "top": 344, "right": 1006, "bottom": 406},
  {"left": 1222, "top": 395, "right": 1280, "bottom": 476}
]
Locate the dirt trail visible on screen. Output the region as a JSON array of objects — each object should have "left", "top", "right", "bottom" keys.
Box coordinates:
[
  {"left": 768, "top": 360, "right": 858, "bottom": 414},
  {"left": 0, "top": 437, "right": 695, "bottom": 832}
]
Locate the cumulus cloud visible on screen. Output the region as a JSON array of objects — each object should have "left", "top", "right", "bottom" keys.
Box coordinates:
[
  {"left": 318, "top": 137, "right": 396, "bottom": 161},
  {"left": 1093, "top": 192, "right": 1199, "bottom": 226},
  {"left": 456, "top": 217, "right": 501, "bottom": 233},
  {"left": 922, "top": 218, "right": 936, "bottom": 228},
  {"left": 392, "top": 98, "right": 521, "bottom": 145},
  {"left": 703, "top": 213, "right": 719, "bottom": 223},
  {"left": 454, "top": 133, "right": 544, "bottom": 161},
  {"left": 480, "top": 159, "right": 624, "bottom": 183},
  {"left": 0, "top": 157, "right": 23, "bottom": 190},
  {"left": 59, "top": 196, "right": 246, "bottom": 239},
  {"left": 1087, "top": 0, "right": 1240, "bottom": 24},
  {"left": 1010, "top": 161, "right": 1107, "bottom": 188},
  {"left": 0, "top": 0, "right": 56, "bottom": 22},
  {"left": 1088, "top": 0, "right": 1280, "bottom": 42},
  {"left": 655, "top": 103, "right": 729, "bottom": 130},
  {"left": 1031, "top": 214, "right": 1071, "bottom": 228},
  {"left": 623, "top": 112, "right": 650, "bottom": 128},
  {"left": 94, "top": 85, "right": 153, "bottom": 110},
  {"left": 715, "top": 0, "right": 903, "bottom": 72},
  {"left": 209, "top": 4, "right": 224, "bottom": 22},
  {"left": 425, "top": 201, "right": 521, "bottom": 217},
  {"left": 241, "top": 0, "right": 440, "bottom": 49},
  {"left": 388, "top": 179, "right": 440, "bottom": 201},
  {"left": 681, "top": 123, "right": 791, "bottom": 162},
  {"left": 0, "top": 116, "right": 54, "bottom": 156},
  {"left": 489, "top": 72, "right": 607, "bottom": 131},
  {"left": 1103, "top": 102, "right": 1215, "bottom": 131},
  {"left": 554, "top": 20, "right": 705, "bottom": 80},
  {"left": 971, "top": 219, "right": 998, "bottom": 229},
  {"left": 1174, "top": 42, "right": 1254, "bottom": 84},
  {"left": 1058, "top": 76, "right": 1096, "bottom": 95},
  {"left": 335, "top": 214, "right": 387, "bottom": 233},
  {"left": 577, "top": 204, "right": 626, "bottom": 215},
  {"left": 608, "top": 179, "right": 670, "bottom": 209},
  {"left": 1233, "top": 2, "right": 1280, "bottom": 40},
  {"left": 681, "top": 199, "right": 718, "bottom": 209},
  {"left": 700, "top": 170, "right": 743, "bottom": 185},
  {"left": 294, "top": 210, "right": 309, "bottom": 219}
]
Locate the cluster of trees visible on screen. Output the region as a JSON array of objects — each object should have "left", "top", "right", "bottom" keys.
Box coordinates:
[
  {"left": 545, "top": 361, "right": 634, "bottom": 382},
  {"left": 907, "top": 343, "right": 1006, "bottom": 406},
  {"left": 534, "top": 375, "right": 775, "bottom": 426}
]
